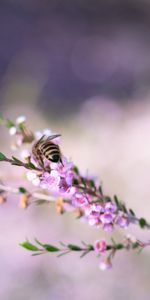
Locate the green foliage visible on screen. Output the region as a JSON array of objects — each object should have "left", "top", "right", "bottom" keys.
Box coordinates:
[
  {"left": 5, "top": 119, "right": 15, "bottom": 129},
  {"left": 0, "top": 152, "right": 6, "bottom": 161},
  {"left": 73, "top": 178, "right": 79, "bottom": 185},
  {"left": 20, "top": 241, "right": 39, "bottom": 251},
  {"left": 68, "top": 244, "right": 82, "bottom": 251},
  {"left": 73, "top": 166, "right": 79, "bottom": 175},
  {"left": 19, "top": 187, "right": 27, "bottom": 194},
  {"left": 139, "top": 218, "right": 147, "bottom": 228},
  {"left": 89, "top": 180, "right": 95, "bottom": 189},
  {"left": 43, "top": 244, "right": 60, "bottom": 252}
]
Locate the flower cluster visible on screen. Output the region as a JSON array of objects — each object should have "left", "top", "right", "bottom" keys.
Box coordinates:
[{"left": 0, "top": 116, "right": 149, "bottom": 271}]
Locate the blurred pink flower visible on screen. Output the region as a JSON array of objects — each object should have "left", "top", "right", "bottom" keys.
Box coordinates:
[
  {"left": 100, "top": 212, "right": 114, "bottom": 224},
  {"left": 105, "top": 202, "right": 117, "bottom": 213},
  {"left": 94, "top": 239, "right": 107, "bottom": 253},
  {"left": 99, "top": 257, "right": 112, "bottom": 271},
  {"left": 116, "top": 215, "right": 129, "bottom": 228},
  {"left": 72, "top": 192, "right": 89, "bottom": 207},
  {"left": 40, "top": 170, "right": 60, "bottom": 190}
]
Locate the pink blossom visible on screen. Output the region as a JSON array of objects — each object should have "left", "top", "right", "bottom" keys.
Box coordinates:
[
  {"left": 40, "top": 170, "right": 60, "bottom": 190},
  {"left": 88, "top": 217, "right": 101, "bottom": 227},
  {"left": 105, "top": 202, "right": 117, "bottom": 213},
  {"left": 99, "top": 257, "right": 112, "bottom": 271},
  {"left": 72, "top": 192, "right": 89, "bottom": 208},
  {"left": 51, "top": 156, "right": 73, "bottom": 177},
  {"left": 59, "top": 178, "right": 70, "bottom": 193},
  {"left": 100, "top": 212, "right": 114, "bottom": 224},
  {"left": 116, "top": 214, "right": 129, "bottom": 228},
  {"left": 91, "top": 203, "right": 103, "bottom": 213},
  {"left": 65, "top": 170, "right": 74, "bottom": 186},
  {"left": 94, "top": 239, "right": 107, "bottom": 253},
  {"left": 103, "top": 223, "right": 113, "bottom": 232}
]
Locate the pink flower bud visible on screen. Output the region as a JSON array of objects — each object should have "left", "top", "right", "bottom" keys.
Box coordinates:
[
  {"left": 99, "top": 257, "right": 112, "bottom": 271},
  {"left": 94, "top": 239, "right": 107, "bottom": 253}
]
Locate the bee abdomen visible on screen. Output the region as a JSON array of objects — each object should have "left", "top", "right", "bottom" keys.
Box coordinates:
[{"left": 42, "top": 146, "right": 60, "bottom": 163}]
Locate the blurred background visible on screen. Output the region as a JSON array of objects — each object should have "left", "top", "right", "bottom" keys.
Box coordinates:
[{"left": 1, "top": 0, "right": 150, "bottom": 299}]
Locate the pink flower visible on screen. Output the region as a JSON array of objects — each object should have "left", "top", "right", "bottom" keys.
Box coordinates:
[
  {"left": 91, "top": 203, "right": 103, "bottom": 213},
  {"left": 103, "top": 223, "right": 113, "bottom": 232},
  {"left": 51, "top": 156, "right": 73, "bottom": 177},
  {"left": 65, "top": 170, "right": 74, "bottom": 186},
  {"left": 105, "top": 202, "right": 117, "bottom": 213},
  {"left": 72, "top": 192, "right": 89, "bottom": 208},
  {"left": 59, "top": 178, "right": 69, "bottom": 193},
  {"left": 100, "top": 212, "right": 113, "bottom": 224},
  {"left": 40, "top": 170, "right": 60, "bottom": 190},
  {"left": 88, "top": 217, "right": 101, "bottom": 227},
  {"left": 99, "top": 257, "right": 112, "bottom": 271},
  {"left": 116, "top": 215, "right": 129, "bottom": 228},
  {"left": 94, "top": 239, "right": 107, "bottom": 253}
]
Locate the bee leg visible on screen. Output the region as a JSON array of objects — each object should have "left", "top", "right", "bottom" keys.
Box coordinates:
[{"left": 60, "top": 157, "right": 64, "bottom": 166}]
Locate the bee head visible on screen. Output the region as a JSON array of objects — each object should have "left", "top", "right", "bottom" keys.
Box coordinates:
[{"left": 51, "top": 154, "right": 60, "bottom": 163}]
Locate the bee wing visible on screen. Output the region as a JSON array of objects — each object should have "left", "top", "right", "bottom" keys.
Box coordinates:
[{"left": 46, "top": 134, "right": 61, "bottom": 141}]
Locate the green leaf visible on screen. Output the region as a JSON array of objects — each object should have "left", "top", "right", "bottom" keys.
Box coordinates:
[
  {"left": 129, "top": 209, "right": 135, "bottom": 216},
  {"left": 0, "top": 152, "right": 6, "bottom": 161},
  {"left": 20, "top": 241, "right": 39, "bottom": 251},
  {"left": 87, "top": 244, "right": 94, "bottom": 251},
  {"left": 27, "top": 162, "right": 37, "bottom": 170},
  {"left": 73, "top": 166, "right": 79, "bottom": 175},
  {"left": 43, "top": 244, "right": 60, "bottom": 252},
  {"left": 68, "top": 244, "right": 82, "bottom": 251},
  {"left": 12, "top": 156, "right": 22, "bottom": 164},
  {"left": 132, "top": 242, "right": 140, "bottom": 249},
  {"left": 5, "top": 119, "right": 15, "bottom": 129},
  {"left": 115, "top": 244, "right": 124, "bottom": 250},
  {"left": 73, "top": 178, "right": 79, "bottom": 185},
  {"left": 114, "top": 195, "right": 119, "bottom": 206},
  {"left": 120, "top": 203, "right": 127, "bottom": 213},
  {"left": 99, "top": 185, "right": 103, "bottom": 195},
  {"left": 89, "top": 180, "right": 95, "bottom": 189},
  {"left": 139, "top": 218, "right": 147, "bottom": 228},
  {"left": 19, "top": 187, "right": 27, "bottom": 194}
]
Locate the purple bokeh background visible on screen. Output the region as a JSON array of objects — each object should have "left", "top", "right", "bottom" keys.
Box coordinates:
[{"left": 1, "top": 1, "right": 150, "bottom": 299}]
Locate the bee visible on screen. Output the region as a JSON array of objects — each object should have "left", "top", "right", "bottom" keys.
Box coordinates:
[{"left": 32, "top": 134, "right": 62, "bottom": 167}]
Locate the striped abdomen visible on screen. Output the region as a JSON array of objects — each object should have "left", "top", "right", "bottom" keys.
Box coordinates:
[{"left": 40, "top": 142, "right": 61, "bottom": 163}]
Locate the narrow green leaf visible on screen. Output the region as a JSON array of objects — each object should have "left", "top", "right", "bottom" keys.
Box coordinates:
[
  {"left": 43, "top": 244, "right": 60, "bottom": 252},
  {"left": 89, "top": 180, "right": 95, "bottom": 189},
  {"left": 114, "top": 195, "right": 119, "bottom": 206},
  {"left": 73, "top": 166, "right": 79, "bottom": 175},
  {"left": 20, "top": 241, "right": 39, "bottom": 251},
  {"left": 129, "top": 209, "right": 135, "bottom": 216},
  {"left": 0, "top": 152, "right": 6, "bottom": 161},
  {"left": 12, "top": 156, "right": 22, "bottom": 164},
  {"left": 87, "top": 244, "right": 94, "bottom": 251},
  {"left": 120, "top": 203, "right": 127, "bottom": 213},
  {"left": 139, "top": 218, "right": 147, "bottom": 228},
  {"left": 19, "top": 187, "right": 27, "bottom": 194},
  {"left": 80, "top": 250, "right": 90, "bottom": 258},
  {"left": 5, "top": 119, "right": 15, "bottom": 129},
  {"left": 73, "top": 178, "right": 79, "bottom": 186},
  {"left": 115, "top": 244, "right": 124, "bottom": 250},
  {"left": 99, "top": 185, "right": 103, "bottom": 195},
  {"left": 68, "top": 244, "right": 82, "bottom": 251},
  {"left": 27, "top": 162, "right": 37, "bottom": 170},
  {"left": 132, "top": 242, "right": 140, "bottom": 249}
]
